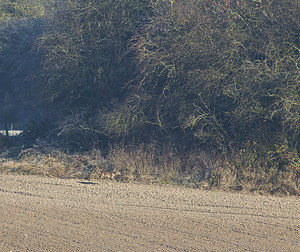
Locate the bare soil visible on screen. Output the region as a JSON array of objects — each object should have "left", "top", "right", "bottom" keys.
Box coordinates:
[{"left": 0, "top": 174, "right": 299, "bottom": 251}]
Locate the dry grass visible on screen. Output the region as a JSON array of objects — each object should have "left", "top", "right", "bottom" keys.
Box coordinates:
[
  {"left": 0, "top": 141, "right": 299, "bottom": 195},
  {"left": 0, "top": 142, "right": 117, "bottom": 180},
  {"left": 107, "top": 144, "right": 182, "bottom": 183},
  {"left": 211, "top": 166, "right": 300, "bottom": 196},
  {"left": 210, "top": 148, "right": 300, "bottom": 196},
  {"left": 0, "top": 143, "right": 214, "bottom": 186}
]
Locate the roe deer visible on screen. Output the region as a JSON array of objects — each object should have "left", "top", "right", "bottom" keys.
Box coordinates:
[{"left": 100, "top": 171, "right": 121, "bottom": 181}]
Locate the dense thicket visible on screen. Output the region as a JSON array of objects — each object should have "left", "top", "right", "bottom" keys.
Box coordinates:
[
  {"left": 1, "top": 0, "right": 299, "bottom": 154},
  {"left": 127, "top": 0, "right": 300, "bottom": 152},
  {"left": 37, "top": 0, "right": 151, "bottom": 110}
]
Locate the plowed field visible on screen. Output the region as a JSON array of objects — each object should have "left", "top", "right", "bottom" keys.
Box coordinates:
[{"left": 0, "top": 174, "right": 299, "bottom": 251}]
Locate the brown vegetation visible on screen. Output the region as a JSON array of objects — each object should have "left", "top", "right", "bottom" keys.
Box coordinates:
[
  {"left": 0, "top": 141, "right": 299, "bottom": 195},
  {"left": 0, "top": 0, "right": 299, "bottom": 195}
]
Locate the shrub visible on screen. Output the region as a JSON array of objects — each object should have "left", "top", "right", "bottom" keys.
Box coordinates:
[
  {"left": 36, "top": 0, "right": 151, "bottom": 110},
  {"left": 128, "top": 0, "right": 299, "bottom": 151}
]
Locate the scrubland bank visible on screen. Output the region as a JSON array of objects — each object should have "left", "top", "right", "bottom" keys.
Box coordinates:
[{"left": 0, "top": 0, "right": 299, "bottom": 195}]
